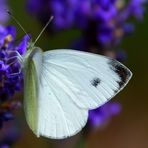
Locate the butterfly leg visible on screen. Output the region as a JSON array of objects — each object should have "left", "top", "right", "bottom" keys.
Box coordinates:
[
  {"left": 5, "top": 55, "right": 23, "bottom": 68},
  {"left": 14, "top": 51, "right": 23, "bottom": 63},
  {"left": 6, "top": 50, "right": 24, "bottom": 67},
  {"left": 6, "top": 50, "right": 23, "bottom": 64},
  {"left": 6, "top": 54, "right": 23, "bottom": 78}
]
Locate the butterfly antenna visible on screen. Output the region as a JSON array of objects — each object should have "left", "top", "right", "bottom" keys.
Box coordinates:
[
  {"left": 33, "top": 16, "right": 54, "bottom": 45},
  {"left": 7, "top": 10, "right": 30, "bottom": 39}
]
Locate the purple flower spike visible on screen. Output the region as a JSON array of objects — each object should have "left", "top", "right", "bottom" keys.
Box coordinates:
[
  {"left": 0, "top": 144, "right": 9, "bottom": 148},
  {"left": 0, "top": 25, "right": 16, "bottom": 48},
  {"left": 27, "top": 0, "right": 147, "bottom": 49},
  {"left": 0, "top": 25, "right": 29, "bottom": 147},
  {"left": 0, "top": 25, "right": 29, "bottom": 129},
  {"left": 128, "top": 0, "right": 146, "bottom": 20},
  {"left": 26, "top": 0, "right": 146, "bottom": 131}
]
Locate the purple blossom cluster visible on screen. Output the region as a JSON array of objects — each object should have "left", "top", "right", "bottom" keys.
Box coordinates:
[
  {"left": 0, "top": 24, "right": 30, "bottom": 147},
  {"left": 27, "top": 0, "right": 147, "bottom": 50},
  {"left": 88, "top": 102, "right": 121, "bottom": 129},
  {"left": 0, "top": 25, "right": 29, "bottom": 127}
]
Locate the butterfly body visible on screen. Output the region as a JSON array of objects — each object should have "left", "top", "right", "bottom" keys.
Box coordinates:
[{"left": 22, "top": 46, "right": 132, "bottom": 139}]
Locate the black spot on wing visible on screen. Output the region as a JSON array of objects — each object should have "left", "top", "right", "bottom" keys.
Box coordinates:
[
  {"left": 91, "top": 78, "right": 101, "bottom": 87},
  {"left": 109, "top": 59, "right": 131, "bottom": 89}
]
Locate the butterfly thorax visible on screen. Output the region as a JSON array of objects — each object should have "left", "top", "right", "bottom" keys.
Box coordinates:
[{"left": 22, "top": 43, "right": 43, "bottom": 82}]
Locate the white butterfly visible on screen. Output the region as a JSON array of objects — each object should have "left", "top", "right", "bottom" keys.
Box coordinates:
[
  {"left": 21, "top": 46, "right": 132, "bottom": 139},
  {"left": 11, "top": 16, "right": 132, "bottom": 139}
]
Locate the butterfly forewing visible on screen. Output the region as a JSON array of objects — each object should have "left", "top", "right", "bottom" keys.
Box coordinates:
[{"left": 43, "top": 49, "right": 132, "bottom": 109}]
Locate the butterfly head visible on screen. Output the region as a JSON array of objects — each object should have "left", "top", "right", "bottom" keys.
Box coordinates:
[
  {"left": 24, "top": 41, "right": 37, "bottom": 59},
  {"left": 22, "top": 43, "right": 42, "bottom": 74}
]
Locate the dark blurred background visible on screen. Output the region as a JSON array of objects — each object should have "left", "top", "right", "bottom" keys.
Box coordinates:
[{"left": 2, "top": 0, "right": 148, "bottom": 147}]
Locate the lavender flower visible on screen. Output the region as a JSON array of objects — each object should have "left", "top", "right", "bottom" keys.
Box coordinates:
[
  {"left": 27, "top": 0, "right": 147, "bottom": 49},
  {"left": 0, "top": 120, "right": 21, "bottom": 148},
  {"left": 88, "top": 102, "right": 121, "bottom": 129},
  {"left": 0, "top": 25, "right": 29, "bottom": 128},
  {"left": 0, "top": 25, "right": 30, "bottom": 148}
]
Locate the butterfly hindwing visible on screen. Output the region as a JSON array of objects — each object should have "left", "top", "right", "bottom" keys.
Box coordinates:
[
  {"left": 23, "top": 57, "right": 38, "bottom": 136},
  {"left": 23, "top": 48, "right": 43, "bottom": 137},
  {"left": 38, "top": 67, "right": 88, "bottom": 138}
]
